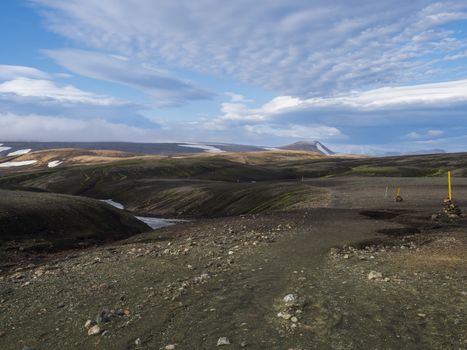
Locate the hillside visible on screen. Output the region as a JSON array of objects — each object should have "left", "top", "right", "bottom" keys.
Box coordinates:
[{"left": 0, "top": 189, "right": 149, "bottom": 253}]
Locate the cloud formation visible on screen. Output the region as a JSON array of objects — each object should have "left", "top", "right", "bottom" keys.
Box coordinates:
[
  {"left": 0, "top": 78, "right": 119, "bottom": 105},
  {"left": 0, "top": 65, "right": 158, "bottom": 130},
  {"left": 45, "top": 49, "right": 214, "bottom": 107},
  {"left": 33, "top": 0, "right": 467, "bottom": 96},
  {"left": 214, "top": 79, "right": 467, "bottom": 125},
  {"left": 244, "top": 124, "right": 341, "bottom": 139}
]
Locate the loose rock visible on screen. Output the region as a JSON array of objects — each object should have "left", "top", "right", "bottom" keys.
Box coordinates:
[
  {"left": 368, "top": 271, "right": 383, "bottom": 280},
  {"left": 217, "top": 337, "right": 230, "bottom": 346},
  {"left": 87, "top": 325, "right": 101, "bottom": 336}
]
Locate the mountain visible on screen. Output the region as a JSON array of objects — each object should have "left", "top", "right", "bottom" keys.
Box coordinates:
[
  {"left": 0, "top": 141, "right": 336, "bottom": 157},
  {"left": 0, "top": 141, "right": 266, "bottom": 157},
  {"left": 278, "top": 141, "right": 335, "bottom": 155}
]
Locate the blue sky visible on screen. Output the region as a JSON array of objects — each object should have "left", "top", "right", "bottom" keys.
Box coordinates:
[{"left": 1, "top": 0, "right": 467, "bottom": 154}]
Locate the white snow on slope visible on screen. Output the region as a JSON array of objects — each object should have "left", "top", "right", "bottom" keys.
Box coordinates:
[
  {"left": 99, "top": 199, "right": 187, "bottom": 229},
  {"left": 0, "top": 144, "right": 12, "bottom": 153},
  {"left": 263, "top": 147, "right": 279, "bottom": 151},
  {"left": 135, "top": 216, "right": 187, "bottom": 230},
  {"left": 316, "top": 142, "right": 333, "bottom": 155},
  {"left": 7, "top": 149, "right": 31, "bottom": 156},
  {"left": 179, "top": 143, "right": 225, "bottom": 153},
  {"left": 100, "top": 199, "right": 125, "bottom": 210},
  {"left": 48, "top": 160, "right": 63, "bottom": 168},
  {"left": 0, "top": 160, "right": 37, "bottom": 167}
]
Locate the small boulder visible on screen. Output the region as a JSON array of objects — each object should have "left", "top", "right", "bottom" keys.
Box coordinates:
[
  {"left": 87, "top": 325, "right": 101, "bottom": 336},
  {"left": 368, "top": 271, "right": 383, "bottom": 280},
  {"left": 283, "top": 294, "right": 297, "bottom": 305},
  {"left": 217, "top": 337, "right": 230, "bottom": 346}
]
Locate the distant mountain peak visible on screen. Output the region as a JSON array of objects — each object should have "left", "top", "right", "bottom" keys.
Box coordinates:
[{"left": 278, "top": 140, "right": 335, "bottom": 155}]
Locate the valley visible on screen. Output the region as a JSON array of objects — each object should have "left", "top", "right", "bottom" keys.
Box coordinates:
[{"left": 0, "top": 148, "right": 466, "bottom": 349}]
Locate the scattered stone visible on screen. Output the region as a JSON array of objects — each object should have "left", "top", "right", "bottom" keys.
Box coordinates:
[
  {"left": 368, "top": 271, "right": 383, "bottom": 280},
  {"left": 343, "top": 254, "right": 349, "bottom": 259},
  {"left": 84, "top": 319, "right": 92, "bottom": 328},
  {"left": 217, "top": 337, "right": 231, "bottom": 346},
  {"left": 417, "top": 313, "right": 426, "bottom": 318},
  {"left": 165, "top": 345, "right": 176, "bottom": 350},
  {"left": 283, "top": 294, "right": 297, "bottom": 305},
  {"left": 13, "top": 272, "right": 25, "bottom": 280},
  {"left": 240, "top": 341, "right": 248, "bottom": 347},
  {"left": 432, "top": 199, "right": 462, "bottom": 220},
  {"left": 135, "top": 338, "right": 141, "bottom": 345},
  {"left": 291, "top": 316, "right": 298, "bottom": 323},
  {"left": 87, "top": 325, "right": 101, "bottom": 336},
  {"left": 96, "top": 309, "right": 113, "bottom": 323},
  {"left": 277, "top": 312, "right": 292, "bottom": 320}
]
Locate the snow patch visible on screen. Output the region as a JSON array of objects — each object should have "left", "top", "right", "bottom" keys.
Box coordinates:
[
  {"left": 0, "top": 144, "right": 12, "bottom": 153},
  {"left": 0, "top": 160, "right": 37, "bottom": 167},
  {"left": 7, "top": 149, "right": 32, "bottom": 156},
  {"left": 263, "top": 147, "right": 278, "bottom": 151},
  {"left": 100, "top": 199, "right": 125, "bottom": 210},
  {"left": 99, "top": 199, "right": 188, "bottom": 230},
  {"left": 135, "top": 216, "right": 187, "bottom": 230},
  {"left": 316, "top": 142, "right": 333, "bottom": 155},
  {"left": 179, "top": 143, "right": 225, "bottom": 153},
  {"left": 48, "top": 160, "right": 63, "bottom": 168}
]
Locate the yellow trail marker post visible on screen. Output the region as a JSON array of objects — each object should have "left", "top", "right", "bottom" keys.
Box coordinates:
[
  {"left": 448, "top": 170, "right": 452, "bottom": 200},
  {"left": 395, "top": 187, "right": 403, "bottom": 202}
]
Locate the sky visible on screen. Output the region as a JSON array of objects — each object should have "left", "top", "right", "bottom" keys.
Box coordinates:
[{"left": 1, "top": 0, "right": 467, "bottom": 155}]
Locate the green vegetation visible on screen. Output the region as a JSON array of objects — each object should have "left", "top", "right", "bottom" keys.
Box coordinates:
[
  {"left": 0, "top": 151, "right": 466, "bottom": 220},
  {"left": 351, "top": 166, "right": 400, "bottom": 174}
]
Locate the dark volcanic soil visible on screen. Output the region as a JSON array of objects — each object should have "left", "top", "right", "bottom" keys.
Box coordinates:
[{"left": 0, "top": 177, "right": 466, "bottom": 349}]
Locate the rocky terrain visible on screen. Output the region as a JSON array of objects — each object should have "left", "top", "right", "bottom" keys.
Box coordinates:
[{"left": 0, "top": 151, "right": 466, "bottom": 349}]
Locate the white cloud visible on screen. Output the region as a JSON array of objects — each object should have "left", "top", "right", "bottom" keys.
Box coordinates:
[
  {"left": 0, "top": 112, "right": 150, "bottom": 142},
  {"left": 225, "top": 92, "right": 254, "bottom": 103},
  {"left": 0, "top": 65, "right": 49, "bottom": 80},
  {"left": 45, "top": 49, "right": 213, "bottom": 107},
  {"left": 0, "top": 78, "right": 119, "bottom": 106},
  {"left": 215, "top": 79, "right": 467, "bottom": 125},
  {"left": 244, "top": 124, "right": 341, "bottom": 139},
  {"left": 407, "top": 129, "right": 444, "bottom": 139},
  {"left": 32, "top": 0, "right": 467, "bottom": 96}
]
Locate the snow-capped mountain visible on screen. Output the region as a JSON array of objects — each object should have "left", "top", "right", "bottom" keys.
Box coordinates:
[
  {"left": 278, "top": 141, "right": 335, "bottom": 155},
  {"left": 0, "top": 140, "right": 336, "bottom": 157}
]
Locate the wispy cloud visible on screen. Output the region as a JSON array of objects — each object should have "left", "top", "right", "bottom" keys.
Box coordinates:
[
  {"left": 0, "top": 78, "right": 119, "bottom": 105},
  {"left": 244, "top": 124, "right": 341, "bottom": 139},
  {"left": 0, "top": 65, "right": 158, "bottom": 129},
  {"left": 407, "top": 129, "right": 444, "bottom": 139},
  {"left": 33, "top": 0, "right": 467, "bottom": 96},
  {"left": 214, "top": 79, "right": 467, "bottom": 126},
  {"left": 45, "top": 49, "right": 214, "bottom": 107},
  {"left": 0, "top": 65, "right": 50, "bottom": 80}
]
